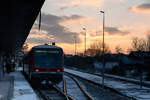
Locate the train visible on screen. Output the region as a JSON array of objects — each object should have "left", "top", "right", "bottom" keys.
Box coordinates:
[{"left": 23, "top": 43, "right": 64, "bottom": 84}]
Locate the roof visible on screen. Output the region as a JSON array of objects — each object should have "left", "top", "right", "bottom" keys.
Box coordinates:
[
  {"left": 0, "top": 0, "right": 45, "bottom": 55},
  {"left": 33, "top": 44, "right": 62, "bottom": 49},
  {"left": 129, "top": 51, "right": 150, "bottom": 58}
]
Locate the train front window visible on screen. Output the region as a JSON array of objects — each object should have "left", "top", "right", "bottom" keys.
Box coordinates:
[{"left": 34, "top": 50, "right": 62, "bottom": 67}]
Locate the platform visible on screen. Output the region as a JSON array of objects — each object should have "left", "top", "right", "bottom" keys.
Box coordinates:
[
  {"left": 0, "top": 67, "right": 38, "bottom": 100},
  {"left": 0, "top": 74, "right": 13, "bottom": 100}
]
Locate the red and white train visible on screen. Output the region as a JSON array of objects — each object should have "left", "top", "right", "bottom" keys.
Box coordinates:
[{"left": 23, "top": 43, "right": 64, "bottom": 84}]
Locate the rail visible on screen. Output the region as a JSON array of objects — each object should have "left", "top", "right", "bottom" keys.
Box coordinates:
[{"left": 66, "top": 74, "right": 94, "bottom": 100}]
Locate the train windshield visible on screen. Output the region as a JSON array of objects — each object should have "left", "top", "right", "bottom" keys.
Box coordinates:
[{"left": 34, "top": 49, "right": 63, "bottom": 67}]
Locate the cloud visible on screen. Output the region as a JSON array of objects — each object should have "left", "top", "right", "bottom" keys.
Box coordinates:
[
  {"left": 146, "top": 30, "right": 150, "bottom": 34},
  {"left": 72, "top": 0, "right": 104, "bottom": 7},
  {"left": 88, "top": 30, "right": 102, "bottom": 37},
  {"left": 40, "top": 13, "right": 86, "bottom": 24},
  {"left": 27, "top": 13, "right": 82, "bottom": 44},
  {"left": 54, "top": 0, "right": 124, "bottom": 9},
  {"left": 129, "top": 3, "right": 150, "bottom": 13},
  {"left": 79, "top": 26, "right": 129, "bottom": 38},
  {"left": 60, "top": 6, "right": 69, "bottom": 10},
  {"left": 87, "top": 27, "right": 129, "bottom": 37},
  {"left": 27, "top": 29, "right": 54, "bottom": 44},
  {"left": 62, "top": 15, "right": 87, "bottom": 23},
  {"left": 27, "top": 37, "right": 50, "bottom": 44},
  {"left": 105, "top": 27, "right": 129, "bottom": 35},
  {"left": 56, "top": 0, "right": 104, "bottom": 8},
  {"left": 60, "top": 5, "right": 78, "bottom": 10}
]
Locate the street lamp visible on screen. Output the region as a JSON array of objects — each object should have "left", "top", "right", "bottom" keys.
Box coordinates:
[
  {"left": 83, "top": 28, "right": 86, "bottom": 56},
  {"left": 100, "top": 10, "right": 105, "bottom": 90}
]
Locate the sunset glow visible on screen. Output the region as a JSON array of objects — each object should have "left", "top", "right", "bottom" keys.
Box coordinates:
[{"left": 26, "top": 0, "right": 150, "bottom": 54}]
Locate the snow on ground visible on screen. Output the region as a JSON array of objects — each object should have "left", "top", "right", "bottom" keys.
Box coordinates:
[
  {"left": 15, "top": 66, "right": 23, "bottom": 71},
  {"left": 9, "top": 70, "right": 38, "bottom": 100},
  {"left": 94, "top": 61, "right": 118, "bottom": 69},
  {"left": 65, "top": 68, "right": 150, "bottom": 100},
  {"left": 102, "top": 73, "right": 150, "bottom": 85},
  {"left": 64, "top": 75, "right": 88, "bottom": 100},
  {"left": 0, "top": 95, "right": 3, "bottom": 99}
]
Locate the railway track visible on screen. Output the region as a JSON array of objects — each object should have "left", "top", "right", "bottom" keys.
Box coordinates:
[
  {"left": 24, "top": 70, "right": 130, "bottom": 100},
  {"left": 28, "top": 72, "right": 92, "bottom": 100},
  {"left": 64, "top": 72, "right": 131, "bottom": 100},
  {"left": 36, "top": 84, "right": 67, "bottom": 100},
  {"left": 23, "top": 70, "right": 74, "bottom": 100},
  {"left": 36, "top": 73, "right": 129, "bottom": 100},
  {"left": 37, "top": 75, "right": 95, "bottom": 100},
  {"left": 64, "top": 74, "right": 95, "bottom": 100}
]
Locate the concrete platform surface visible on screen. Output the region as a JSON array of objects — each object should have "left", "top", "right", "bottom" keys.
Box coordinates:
[
  {"left": 0, "top": 67, "right": 38, "bottom": 100},
  {"left": 9, "top": 71, "right": 38, "bottom": 100},
  {"left": 0, "top": 74, "right": 13, "bottom": 100}
]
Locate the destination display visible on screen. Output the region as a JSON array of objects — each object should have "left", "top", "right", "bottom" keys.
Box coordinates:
[{"left": 35, "top": 50, "right": 59, "bottom": 53}]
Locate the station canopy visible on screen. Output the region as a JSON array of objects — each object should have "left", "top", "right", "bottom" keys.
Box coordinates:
[{"left": 0, "top": 0, "right": 45, "bottom": 55}]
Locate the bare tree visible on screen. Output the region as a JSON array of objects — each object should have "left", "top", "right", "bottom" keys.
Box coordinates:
[
  {"left": 146, "top": 34, "right": 150, "bottom": 51},
  {"left": 115, "top": 45, "right": 123, "bottom": 64},
  {"left": 127, "top": 48, "right": 133, "bottom": 54},
  {"left": 86, "top": 41, "right": 111, "bottom": 56},
  {"left": 131, "top": 37, "right": 147, "bottom": 51},
  {"left": 104, "top": 44, "right": 111, "bottom": 54},
  {"left": 115, "top": 45, "right": 122, "bottom": 54},
  {"left": 132, "top": 37, "right": 138, "bottom": 51},
  {"left": 129, "top": 34, "right": 150, "bottom": 53}
]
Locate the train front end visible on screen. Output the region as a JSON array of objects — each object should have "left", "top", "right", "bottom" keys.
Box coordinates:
[{"left": 32, "top": 45, "right": 64, "bottom": 84}]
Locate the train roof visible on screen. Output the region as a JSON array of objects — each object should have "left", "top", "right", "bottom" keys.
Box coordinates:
[{"left": 32, "top": 44, "right": 62, "bottom": 49}]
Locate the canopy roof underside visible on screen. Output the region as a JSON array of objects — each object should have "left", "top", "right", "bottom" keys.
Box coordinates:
[{"left": 0, "top": 0, "right": 45, "bottom": 55}]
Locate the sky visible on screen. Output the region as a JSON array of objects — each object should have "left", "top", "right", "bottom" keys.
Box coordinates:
[{"left": 25, "top": 0, "right": 150, "bottom": 54}]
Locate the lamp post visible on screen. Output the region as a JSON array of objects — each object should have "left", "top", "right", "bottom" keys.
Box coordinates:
[
  {"left": 74, "top": 33, "right": 77, "bottom": 55},
  {"left": 100, "top": 10, "right": 105, "bottom": 90},
  {"left": 83, "top": 28, "right": 86, "bottom": 56}
]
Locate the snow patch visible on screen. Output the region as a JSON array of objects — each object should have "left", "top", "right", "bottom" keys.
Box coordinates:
[
  {"left": 65, "top": 68, "right": 150, "bottom": 100},
  {"left": 9, "top": 72, "right": 38, "bottom": 100},
  {"left": 94, "top": 62, "right": 118, "bottom": 69},
  {"left": 0, "top": 95, "right": 3, "bottom": 99}
]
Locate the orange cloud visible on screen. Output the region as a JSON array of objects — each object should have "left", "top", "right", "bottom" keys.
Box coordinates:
[
  {"left": 63, "top": 18, "right": 87, "bottom": 23},
  {"left": 27, "top": 30, "right": 131, "bottom": 54},
  {"left": 62, "top": 15, "right": 87, "bottom": 23},
  {"left": 129, "top": 3, "right": 150, "bottom": 13},
  {"left": 56, "top": 0, "right": 123, "bottom": 8},
  {"left": 87, "top": 27, "right": 130, "bottom": 37},
  {"left": 72, "top": 0, "right": 104, "bottom": 7}
]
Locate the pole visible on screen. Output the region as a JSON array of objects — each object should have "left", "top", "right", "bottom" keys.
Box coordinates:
[
  {"left": 74, "top": 33, "right": 77, "bottom": 55},
  {"left": 83, "top": 28, "right": 86, "bottom": 56},
  {"left": 100, "top": 11, "right": 105, "bottom": 90},
  {"left": 85, "top": 30, "right": 86, "bottom": 56}
]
